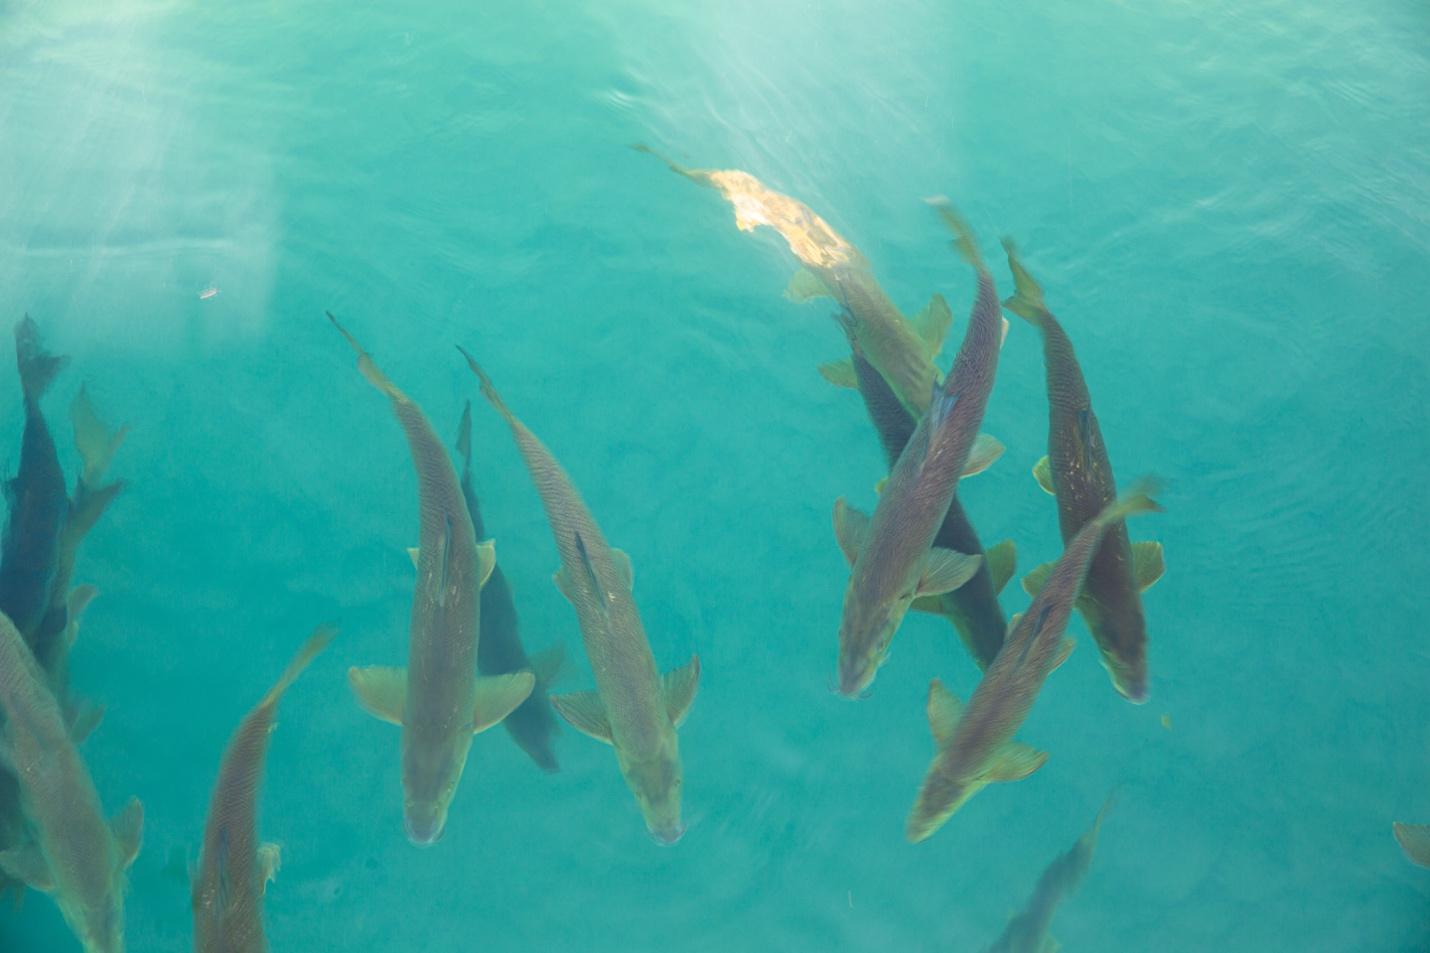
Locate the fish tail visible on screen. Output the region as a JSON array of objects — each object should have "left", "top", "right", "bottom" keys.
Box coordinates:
[
  {"left": 259, "top": 625, "right": 337, "bottom": 709},
  {"left": 71, "top": 385, "right": 129, "bottom": 488},
  {"left": 14, "top": 316, "right": 68, "bottom": 404},
  {"left": 456, "top": 346, "right": 521, "bottom": 428},
  {"left": 999, "top": 238, "right": 1051, "bottom": 324},
  {"left": 66, "top": 479, "right": 125, "bottom": 543},
  {"left": 1096, "top": 478, "right": 1164, "bottom": 526},
  {"left": 925, "top": 198, "right": 985, "bottom": 269}
]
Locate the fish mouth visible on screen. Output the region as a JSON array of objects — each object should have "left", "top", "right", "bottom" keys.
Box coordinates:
[
  {"left": 404, "top": 814, "right": 447, "bottom": 847},
  {"left": 648, "top": 823, "right": 686, "bottom": 846}
]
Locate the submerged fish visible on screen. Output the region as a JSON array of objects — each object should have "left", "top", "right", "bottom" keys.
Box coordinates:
[
  {"left": 906, "top": 486, "right": 1160, "bottom": 843},
  {"left": 456, "top": 401, "right": 564, "bottom": 774},
  {"left": 460, "top": 350, "right": 699, "bottom": 845},
  {"left": 1003, "top": 242, "right": 1164, "bottom": 703},
  {"left": 329, "top": 314, "right": 533, "bottom": 846},
  {"left": 984, "top": 796, "right": 1115, "bottom": 953},
  {"left": 842, "top": 319, "right": 1016, "bottom": 670},
  {"left": 1393, "top": 822, "right": 1430, "bottom": 868},
  {"left": 193, "top": 626, "right": 335, "bottom": 953},
  {"left": 832, "top": 207, "right": 1003, "bottom": 697},
  {"left": 636, "top": 145, "right": 952, "bottom": 416},
  {"left": 0, "top": 611, "right": 142, "bottom": 953}
]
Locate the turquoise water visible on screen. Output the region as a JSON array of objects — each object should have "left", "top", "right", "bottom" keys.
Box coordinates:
[{"left": 2, "top": 0, "right": 1429, "bottom": 949}]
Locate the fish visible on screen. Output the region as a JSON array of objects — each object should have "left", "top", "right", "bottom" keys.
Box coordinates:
[
  {"left": 906, "top": 485, "right": 1160, "bottom": 843},
  {"left": 1003, "top": 241, "right": 1164, "bottom": 703},
  {"left": 460, "top": 349, "right": 699, "bottom": 845},
  {"left": 983, "top": 795, "right": 1115, "bottom": 953},
  {"left": 456, "top": 401, "right": 564, "bottom": 774},
  {"left": 841, "top": 318, "right": 1016, "bottom": 670},
  {"left": 0, "top": 611, "right": 142, "bottom": 953},
  {"left": 329, "top": 314, "right": 534, "bottom": 846},
  {"left": 1393, "top": 822, "right": 1430, "bottom": 868},
  {"left": 832, "top": 205, "right": 1004, "bottom": 697},
  {"left": 635, "top": 145, "right": 952, "bottom": 417},
  {"left": 192, "top": 626, "right": 335, "bottom": 953},
  {"left": 0, "top": 316, "right": 71, "bottom": 644}
]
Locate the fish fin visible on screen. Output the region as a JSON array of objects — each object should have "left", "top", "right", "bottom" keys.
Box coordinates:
[
  {"left": 926, "top": 679, "right": 963, "bottom": 747},
  {"left": 553, "top": 566, "right": 576, "bottom": 603},
  {"left": 610, "top": 548, "right": 634, "bottom": 590},
  {"left": 873, "top": 477, "right": 887, "bottom": 496},
  {"left": 961, "top": 434, "right": 1005, "bottom": 478},
  {"left": 1021, "top": 561, "right": 1055, "bottom": 598},
  {"left": 14, "top": 316, "right": 68, "bottom": 402},
  {"left": 986, "top": 539, "right": 1016, "bottom": 594},
  {"left": 529, "top": 644, "right": 566, "bottom": 685},
  {"left": 917, "top": 548, "right": 982, "bottom": 597},
  {"left": 471, "top": 672, "right": 535, "bottom": 733},
  {"left": 786, "top": 267, "right": 833, "bottom": 302},
  {"left": 661, "top": 656, "right": 701, "bottom": 728},
  {"left": 257, "top": 843, "right": 282, "bottom": 895},
  {"left": 67, "top": 700, "right": 105, "bottom": 744},
  {"left": 1394, "top": 823, "right": 1430, "bottom": 868},
  {"left": 909, "top": 594, "right": 946, "bottom": 616},
  {"left": 1040, "top": 937, "right": 1060, "bottom": 953},
  {"left": 261, "top": 626, "right": 336, "bottom": 709},
  {"left": 0, "top": 844, "right": 54, "bottom": 893},
  {"left": 474, "top": 538, "right": 498, "bottom": 589},
  {"left": 1000, "top": 316, "right": 1010, "bottom": 348},
  {"left": 1008, "top": 612, "right": 1024, "bottom": 631},
  {"left": 405, "top": 547, "right": 420, "bottom": 570},
  {"left": 71, "top": 385, "right": 129, "bottom": 486},
  {"left": 110, "top": 797, "right": 143, "bottom": 870},
  {"left": 926, "top": 199, "right": 984, "bottom": 268},
  {"left": 1132, "top": 540, "right": 1165, "bottom": 592},
  {"left": 65, "top": 584, "right": 100, "bottom": 648},
  {"left": 1032, "top": 456, "right": 1055, "bottom": 495},
  {"left": 999, "top": 238, "right": 1050, "bottom": 322},
  {"left": 347, "top": 666, "right": 406, "bottom": 725},
  {"left": 832, "top": 498, "right": 870, "bottom": 566},
  {"left": 986, "top": 742, "right": 1048, "bottom": 783},
  {"left": 66, "top": 479, "right": 125, "bottom": 543},
  {"left": 549, "top": 690, "right": 614, "bottom": 745},
  {"left": 817, "top": 358, "right": 858, "bottom": 388},
  {"left": 1096, "top": 480, "right": 1164, "bottom": 525},
  {"left": 912, "top": 293, "right": 954, "bottom": 356},
  {"left": 1051, "top": 638, "right": 1076, "bottom": 672}
]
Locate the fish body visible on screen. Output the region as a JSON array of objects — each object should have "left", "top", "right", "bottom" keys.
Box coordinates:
[
  {"left": 456, "top": 402, "right": 563, "bottom": 774},
  {"left": 331, "top": 315, "right": 533, "bottom": 846},
  {"left": 984, "top": 796, "right": 1114, "bottom": 953},
  {"left": 907, "top": 488, "right": 1159, "bottom": 842},
  {"left": 1003, "top": 243, "right": 1163, "bottom": 702},
  {"left": 192, "top": 627, "right": 334, "bottom": 953},
  {"left": 462, "top": 351, "right": 699, "bottom": 844},
  {"left": 833, "top": 209, "right": 1002, "bottom": 697},
  {"left": 0, "top": 611, "right": 141, "bottom": 953}
]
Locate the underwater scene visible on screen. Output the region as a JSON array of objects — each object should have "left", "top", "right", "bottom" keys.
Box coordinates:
[{"left": 2, "top": 0, "right": 1429, "bottom": 950}]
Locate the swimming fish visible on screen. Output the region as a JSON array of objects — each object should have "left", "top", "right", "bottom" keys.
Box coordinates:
[
  {"left": 1393, "top": 822, "right": 1430, "bottom": 868},
  {"left": 456, "top": 401, "right": 564, "bottom": 774},
  {"left": 984, "top": 795, "right": 1115, "bottom": 953},
  {"left": 192, "top": 626, "right": 335, "bottom": 953},
  {"left": 460, "top": 350, "right": 699, "bottom": 845},
  {"left": 906, "top": 485, "right": 1160, "bottom": 843},
  {"left": 0, "top": 316, "right": 71, "bottom": 643},
  {"left": 833, "top": 206, "right": 1003, "bottom": 697},
  {"left": 1003, "top": 241, "right": 1164, "bottom": 703},
  {"left": 0, "top": 611, "right": 142, "bottom": 953},
  {"left": 842, "top": 317, "right": 1016, "bottom": 670},
  {"left": 635, "top": 145, "right": 952, "bottom": 416},
  {"left": 329, "top": 314, "right": 533, "bottom": 845}
]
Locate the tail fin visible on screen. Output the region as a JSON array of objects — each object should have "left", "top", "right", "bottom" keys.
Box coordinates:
[
  {"left": 259, "top": 625, "right": 337, "bottom": 710},
  {"left": 65, "top": 480, "right": 125, "bottom": 545},
  {"left": 14, "top": 316, "right": 68, "bottom": 404},
  {"left": 1000, "top": 239, "right": 1051, "bottom": 323},
  {"left": 925, "top": 198, "right": 984, "bottom": 269},
  {"left": 71, "top": 386, "right": 128, "bottom": 488},
  {"left": 1096, "top": 479, "right": 1164, "bottom": 526}
]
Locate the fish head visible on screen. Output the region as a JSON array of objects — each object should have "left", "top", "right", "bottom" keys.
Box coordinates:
[
  {"left": 619, "top": 741, "right": 685, "bottom": 845},
  {"left": 401, "top": 733, "right": 472, "bottom": 846},
  {"left": 1103, "top": 650, "right": 1149, "bottom": 704},
  {"left": 836, "top": 589, "right": 908, "bottom": 698}
]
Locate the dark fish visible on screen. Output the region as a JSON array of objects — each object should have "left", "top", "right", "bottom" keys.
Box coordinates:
[
  {"left": 460, "top": 350, "right": 699, "bottom": 845},
  {"left": 192, "top": 626, "right": 334, "bottom": 953},
  {"left": 906, "top": 486, "right": 1159, "bottom": 842},
  {"left": 1003, "top": 242, "right": 1164, "bottom": 703},
  {"left": 455, "top": 401, "right": 563, "bottom": 774}
]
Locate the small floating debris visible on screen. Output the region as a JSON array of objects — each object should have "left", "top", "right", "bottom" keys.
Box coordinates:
[{"left": 198, "top": 286, "right": 220, "bottom": 301}]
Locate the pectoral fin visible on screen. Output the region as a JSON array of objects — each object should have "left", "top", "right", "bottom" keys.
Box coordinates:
[
  {"left": 348, "top": 666, "right": 407, "bottom": 725},
  {"left": 1021, "top": 561, "right": 1054, "bottom": 598},
  {"left": 472, "top": 672, "right": 536, "bottom": 733},
  {"left": 257, "top": 843, "right": 282, "bottom": 896},
  {"left": 661, "top": 656, "right": 701, "bottom": 728},
  {"left": 110, "top": 797, "right": 143, "bottom": 870},
  {"left": 818, "top": 359, "right": 858, "bottom": 388},
  {"left": 1032, "top": 456, "right": 1055, "bottom": 495},
  {"left": 910, "top": 594, "right": 945, "bottom": 616},
  {"left": 986, "top": 742, "right": 1047, "bottom": 782},
  {"left": 917, "top": 548, "right": 982, "bottom": 597},
  {"left": 474, "top": 538, "right": 497, "bottom": 589},
  {"left": 960, "top": 434, "right": 1005, "bottom": 478},
  {"left": 786, "top": 267, "right": 833, "bottom": 302},
  {"left": 833, "top": 499, "right": 870, "bottom": 566},
  {"left": 986, "top": 539, "right": 1016, "bottom": 594},
  {"left": 549, "top": 690, "right": 614, "bottom": 744},
  {"left": 529, "top": 644, "right": 566, "bottom": 685},
  {"left": 67, "top": 700, "right": 105, "bottom": 744},
  {"left": 1132, "top": 540, "right": 1165, "bottom": 591},
  {"left": 65, "top": 584, "right": 99, "bottom": 648},
  {"left": 912, "top": 293, "right": 953, "bottom": 355},
  {"left": 1051, "top": 638, "right": 1076, "bottom": 672},
  {"left": 553, "top": 566, "right": 576, "bottom": 603},
  {"left": 0, "top": 844, "right": 54, "bottom": 893},
  {"left": 926, "top": 679, "right": 962, "bottom": 748},
  {"left": 610, "top": 548, "right": 634, "bottom": 590},
  {"left": 406, "top": 547, "right": 420, "bottom": 570}
]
